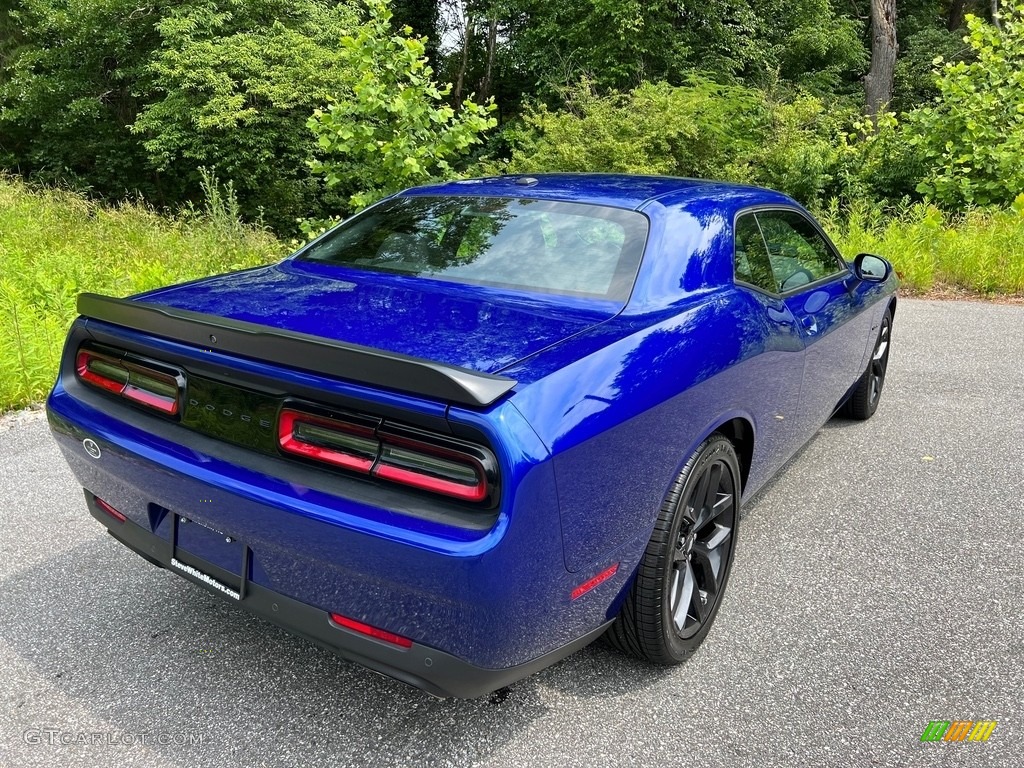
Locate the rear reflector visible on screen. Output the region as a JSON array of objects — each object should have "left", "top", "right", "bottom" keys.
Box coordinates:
[
  {"left": 279, "top": 407, "right": 495, "bottom": 504},
  {"left": 329, "top": 613, "right": 413, "bottom": 648},
  {"left": 94, "top": 496, "right": 127, "bottom": 523},
  {"left": 76, "top": 347, "right": 182, "bottom": 416},
  {"left": 571, "top": 563, "right": 620, "bottom": 600}
]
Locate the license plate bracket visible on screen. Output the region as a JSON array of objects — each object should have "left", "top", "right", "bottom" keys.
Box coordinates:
[{"left": 170, "top": 513, "right": 249, "bottom": 601}]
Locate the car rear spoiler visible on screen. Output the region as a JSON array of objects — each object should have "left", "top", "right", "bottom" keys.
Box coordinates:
[{"left": 76, "top": 293, "right": 517, "bottom": 408}]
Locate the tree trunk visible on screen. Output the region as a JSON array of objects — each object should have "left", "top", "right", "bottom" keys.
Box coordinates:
[
  {"left": 453, "top": 12, "right": 474, "bottom": 110},
  {"left": 947, "top": 0, "right": 967, "bottom": 30},
  {"left": 865, "top": 0, "right": 898, "bottom": 122},
  {"left": 480, "top": 17, "right": 498, "bottom": 101}
]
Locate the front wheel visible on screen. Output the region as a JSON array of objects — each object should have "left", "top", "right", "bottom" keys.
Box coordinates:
[
  {"left": 845, "top": 307, "right": 892, "bottom": 420},
  {"left": 607, "top": 434, "right": 740, "bottom": 664}
]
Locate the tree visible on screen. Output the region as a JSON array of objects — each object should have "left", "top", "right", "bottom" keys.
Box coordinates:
[
  {"left": 132, "top": 0, "right": 362, "bottom": 230},
  {"left": 865, "top": 0, "right": 899, "bottom": 119},
  {"left": 0, "top": 0, "right": 163, "bottom": 199},
  {"left": 907, "top": 1, "right": 1024, "bottom": 206},
  {"left": 307, "top": 0, "right": 496, "bottom": 212}
]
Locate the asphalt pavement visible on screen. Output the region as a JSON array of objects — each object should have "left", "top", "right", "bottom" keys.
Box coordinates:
[{"left": 1, "top": 297, "right": 1022, "bottom": 767}]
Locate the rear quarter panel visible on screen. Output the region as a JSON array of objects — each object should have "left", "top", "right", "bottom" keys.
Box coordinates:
[{"left": 506, "top": 288, "right": 800, "bottom": 574}]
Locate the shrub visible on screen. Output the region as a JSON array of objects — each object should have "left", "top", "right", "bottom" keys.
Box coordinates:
[
  {"left": 307, "top": 0, "right": 497, "bottom": 213},
  {"left": 906, "top": 2, "right": 1024, "bottom": 207},
  {"left": 133, "top": 0, "right": 362, "bottom": 231}
]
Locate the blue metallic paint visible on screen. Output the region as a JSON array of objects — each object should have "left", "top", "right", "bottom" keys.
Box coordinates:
[{"left": 46, "top": 174, "right": 897, "bottom": 692}]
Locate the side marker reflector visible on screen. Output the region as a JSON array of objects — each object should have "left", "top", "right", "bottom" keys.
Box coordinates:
[{"left": 571, "top": 562, "right": 620, "bottom": 600}]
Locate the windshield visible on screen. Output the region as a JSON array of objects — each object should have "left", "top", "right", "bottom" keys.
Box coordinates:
[{"left": 299, "top": 195, "right": 649, "bottom": 301}]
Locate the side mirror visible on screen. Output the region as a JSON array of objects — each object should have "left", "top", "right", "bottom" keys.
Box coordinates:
[{"left": 853, "top": 252, "right": 891, "bottom": 283}]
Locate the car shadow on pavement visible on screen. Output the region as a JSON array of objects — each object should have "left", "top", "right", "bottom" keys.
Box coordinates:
[{"left": 0, "top": 535, "right": 670, "bottom": 767}]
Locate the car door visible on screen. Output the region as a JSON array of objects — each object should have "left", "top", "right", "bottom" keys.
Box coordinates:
[
  {"left": 750, "top": 208, "right": 872, "bottom": 437},
  {"left": 732, "top": 212, "right": 807, "bottom": 468}
]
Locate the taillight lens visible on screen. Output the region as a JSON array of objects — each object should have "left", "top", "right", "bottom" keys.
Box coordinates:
[
  {"left": 278, "top": 407, "right": 496, "bottom": 504},
  {"left": 76, "top": 347, "right": 183, "bottom": 416},
  {"left": 375, "top": 432, "right": 488, "bottom": 502},
  {"left": 278, "top": 409, "right": 378, "bottom": 473},
  {"left": 94, "top": 496, "right": 127, "bottom": 523}
]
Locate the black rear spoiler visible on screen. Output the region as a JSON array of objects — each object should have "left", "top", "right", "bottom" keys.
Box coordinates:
[{"left": 76, "top": 293, "right": 517, "bottom": 408}]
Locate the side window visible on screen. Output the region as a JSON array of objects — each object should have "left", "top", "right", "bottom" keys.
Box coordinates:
[
  {"left": 754, "top": 210, "right": 845, "bottom": 293},
  {"left": 733, "top": 214, "right": 776, "bottom": 293}
]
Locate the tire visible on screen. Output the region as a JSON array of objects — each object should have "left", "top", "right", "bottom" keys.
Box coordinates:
[
  {"left": 845, "top": 307, "right": 892, "bottom": 420},
  {"left": 607, "top": 434, "right": 740, "bottom": 664}
]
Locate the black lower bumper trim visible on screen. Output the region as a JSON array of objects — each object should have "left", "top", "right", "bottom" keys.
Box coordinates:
[{"left": 84, "top": 492, "right": 610, "bottom": 699}]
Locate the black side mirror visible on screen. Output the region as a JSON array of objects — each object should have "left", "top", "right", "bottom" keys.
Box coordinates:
[{"left": 853, "top": 253, "right": 891, "bottom": 283}]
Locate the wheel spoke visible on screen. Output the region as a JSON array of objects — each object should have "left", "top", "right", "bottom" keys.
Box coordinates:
[
  {"left": 689, "top": 468, "right": 712, "bottom": 525},
  {"left": 702, "top": 521, "right": 731, "bottom": 551},
  {"left": 691, "top": 540, "right": 725, "bottom": 595},
  {"left": 700, "top": 463, "right": 723, "bottom": 514},
  {"left": 873, "top": 325, "right": 889, "bottom": 361},
  {"left": 672, "top": 562, "right": 696, "bottom": 632},
  {"left": 703, "top": 490, "right": 733, "bottom": 528}
]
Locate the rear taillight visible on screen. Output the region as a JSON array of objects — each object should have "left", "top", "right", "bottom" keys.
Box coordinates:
[
  {"left": 76, "top": 347, "right": 183, "bottom": 417},
  {"left": 278, "top": 407, "right": 496, "bottom": 504},
  {"left": 278, "top": 409, "right": 378, "bottom": 473},
  {"left": 374, "top": 431, "right": 488, "bottom": 502}
]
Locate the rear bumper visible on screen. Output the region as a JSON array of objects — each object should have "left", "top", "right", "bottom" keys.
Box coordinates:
[
  {"left": 46, "top": 379, "right": 633, "bottom": 697},
  {"left": 89, "top": 493, "right": 610, "bottom": 698}
]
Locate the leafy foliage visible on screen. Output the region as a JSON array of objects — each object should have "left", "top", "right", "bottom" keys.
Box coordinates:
[
  {"left": 823, "top": 197, "right": 1024, "bottom": 293},
  {"left": 307, "top": 0, "right": 497, "bottom": 212},
  {"left": 505, "top": 0, "right": 868, "bottom": 97},
  {"left": 0, "top": 0, "right": 162, "bottom": 197},
  {"left": 907, "top": 2, "right": 1024, "bottom": 206},
  {"left": 494, "top": 79, "right": 863, "bottom": 208},
  {"left": 499, "top": 79, "right": 766, "bottom": 179},
  {"left": 132, "top": 0, "right": 361, "bottom": 231}
]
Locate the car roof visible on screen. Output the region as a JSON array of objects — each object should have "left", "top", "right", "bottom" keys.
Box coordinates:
[{"left": 401, "top": 173, "right": 794, "bottom": 212}]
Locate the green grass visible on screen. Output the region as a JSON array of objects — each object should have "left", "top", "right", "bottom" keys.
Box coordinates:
[
  {"left": 823, "top": 201, "right": 1024, "bottom": 295},
  {"left": 0, "top": 176, "right": 284, "bottom": 412}
]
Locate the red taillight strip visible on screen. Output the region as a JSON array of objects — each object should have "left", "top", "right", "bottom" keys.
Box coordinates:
[
  {"left": 76, "top": 348, "right": 182, "bottom": 417},
  {"left": 373, "top": 435, "right": 488, "bottom": 502},
  {"left": 122, "top": 382, "right": 178, "bottom": 415},
  {"left": 77, "top": 351, "right": 126, "bottom": 394},
  {"left": 373, "top": 462, "right": 487, "bottom": 502},
  {"left": 329, "top": 613, "right": 413, "bottom": 648},
  {"left": 278, "top": 409, "right": 377, "bottom": 472}
]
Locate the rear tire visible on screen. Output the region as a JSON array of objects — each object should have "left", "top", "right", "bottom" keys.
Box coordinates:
[
  {"left": 845, "top": 307, "right": 892, "bottom": 420},
  {"left": 607, "top": 434, "right": 740, "bottom": 664}
]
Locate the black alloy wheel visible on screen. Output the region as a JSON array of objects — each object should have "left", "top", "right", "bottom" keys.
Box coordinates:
[
  {"left": 607, "top": 434, "right": 740, "bottom": 663},
  {"left": 846, "top": 307, "right": 893, "bottom": 420}
]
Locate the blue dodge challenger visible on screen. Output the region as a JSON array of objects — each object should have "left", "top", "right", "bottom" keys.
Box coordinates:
[{"left": 46, "top": 174, "right": 896, "bottom": 697}]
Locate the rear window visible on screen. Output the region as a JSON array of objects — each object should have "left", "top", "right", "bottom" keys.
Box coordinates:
[{"left": 299, "top": 196, "right": 649, "bottom": 301}]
